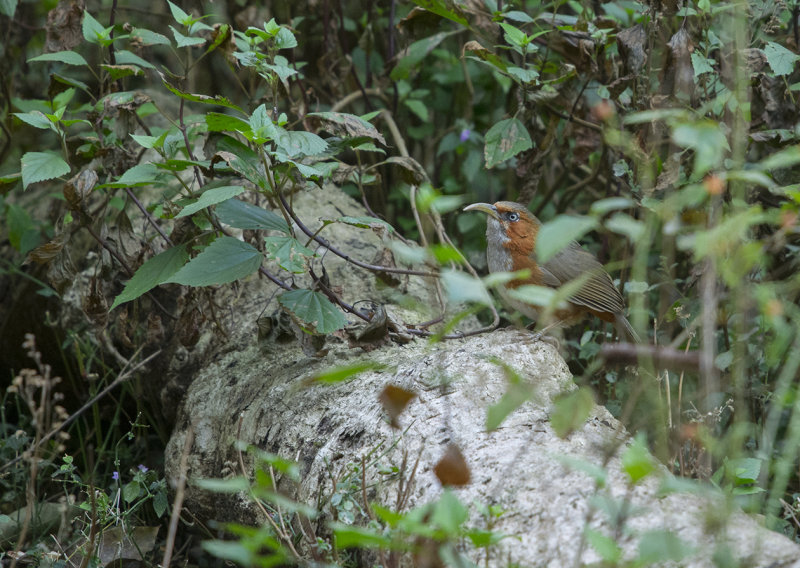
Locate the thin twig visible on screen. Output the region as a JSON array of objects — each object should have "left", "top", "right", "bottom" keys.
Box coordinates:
[
  {"left": 1, "top": 348, "right": 161, "bottom": 472},
  {"left": 330, "top": 88, "right": 388, "bottom": 112},
  {"left": 278, "top": 192, "right": 439, "bottom": 278},
  {"left": 544, "top": 104, "right": 603, "bottom": 132},
  {"left": 162, "top": 424, "right": 193, "bottom": 567},
  {"left": 235, "top": 416, "right": 301, "bottom": 559},
  {"left": 124, "top": 187, "right": 173, "bottom": 245}
]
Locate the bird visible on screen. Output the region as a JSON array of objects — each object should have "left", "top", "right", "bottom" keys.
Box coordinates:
[{"left": 464, "top": 201, "right": 640, "bottom": 342}]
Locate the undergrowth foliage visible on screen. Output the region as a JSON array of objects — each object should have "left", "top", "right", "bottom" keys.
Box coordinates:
[{"left": 2, "top": 0, "right": 800, "bottom": 564}]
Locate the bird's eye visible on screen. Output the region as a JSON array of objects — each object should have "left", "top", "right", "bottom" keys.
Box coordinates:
[{"left": 507, "top": 212, "right": 519, "bottom": 222}]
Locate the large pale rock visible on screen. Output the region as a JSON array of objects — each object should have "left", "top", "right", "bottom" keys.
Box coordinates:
[{"left": 165, "top": 328, "right": 800, "bottom": 567}]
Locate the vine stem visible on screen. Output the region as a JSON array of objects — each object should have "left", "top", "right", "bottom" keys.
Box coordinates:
[{"left": 277, "top": 191, "right": 439, "bottom": 278}]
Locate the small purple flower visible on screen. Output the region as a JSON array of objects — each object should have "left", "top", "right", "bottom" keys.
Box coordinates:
[
  {"left": 459, "top": 129, "right": 471, "bottom": 143},
  {"left": 137, "top": 464, "right": 149, "bottom": 473},
  {"left": 112, "top": 471, "right": 119, "bottom": 481}
]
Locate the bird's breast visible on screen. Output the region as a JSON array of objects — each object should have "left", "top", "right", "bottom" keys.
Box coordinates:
[{"left": 485, "top": 220, "right": 514, "bottom": 273}]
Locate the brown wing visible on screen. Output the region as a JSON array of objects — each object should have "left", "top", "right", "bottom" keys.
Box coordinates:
[{"left": 540, "top": 242, "right": 625, "bottom": 315}]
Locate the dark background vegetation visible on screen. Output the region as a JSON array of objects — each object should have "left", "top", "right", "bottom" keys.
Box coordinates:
[{"left": 2, "top": 0, "right": 800, "bottom": 565}]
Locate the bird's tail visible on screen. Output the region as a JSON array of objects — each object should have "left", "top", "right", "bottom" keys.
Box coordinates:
[{"left": 615, "top": 314, "right": 641, "bottom": 343}]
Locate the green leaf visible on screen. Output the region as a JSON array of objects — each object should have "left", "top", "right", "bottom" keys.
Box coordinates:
[
  {"left": 110, "top": 245, "right": 189, "bottom": 310},
  {"left": 54, "top": 88, "right": 76, "bottom": 110},
  {"left": 215, "top": 199, "right": 290, "bottom": 233},
  {"left": 155, "top": 158, "right": 210, "bottom": 172},
  {"left": 535, "top": 215, "right": 597, "bottom": 264},
  {"left": 550, "top": 387, "right": 594, "bottom": 438},
  {"left": 152, "top": 489, "right": 168, "bottom": 517},
  {"left": 506, "top": 283, "right": 559, "bottom": 310},
  {"left": 590, "top": 197, "right": 634, "bottom": 216},
  {"left": 252, "top": 489, "right": 319, "bottom": 517},
  {"left": 99, "top": 163, "right": 160, "bottom": 188},
  {"left": 585, "top": 528, "right": 622, "bottom": 563},
  {"left": 764, "top": 41, "right": 800, "bottom": 76},
  {"left": 463, "top": 41, "right": 508, "bottom": 72},
  {"left": 14, "top": 111, "right": 54, "bottom": 130},
  {"left": 6, "top": 203, "right": 39, "bottom": 255},
  {"left": 404, "top": 99, "right": 429, "bottom": 122},
  {"left": 500, "top": 22, "right": 527, "bottom": 48},
  {"left": 130, "top": 27, "right": 171, "bottom": 46},
  {"left": 308, "top": 361, "right": 388, "bottom": 384},
  {"left": 622, "top": 108, "right": 688, "bottom": 125},
  {"left": 638, "top": 530, "right": 691, "bottom": 563},
  {"left": 244, "top": 448, "right": 301, "bottom": 481},
  {"left": 176, "top": 186, "right": 244, "bottom": 218},
  {"left": 411, "top": 0, "right": 468, "bottom": 26},
  {"left": 486, "top": 381, "right": 534, "bottom": 431},
  {"left": 506, "top": 66, "right": 539, "bottom": 84},
  {"left": 202, "top": 540, "right": 261, "bottom": 565},
  {"left": 621, "top": 433, "right": 656, "bottom": 484},
  {"left": 162, "top": 81, "right": 242, "bottom": 111},
  {"left": 165, "top": 237, "right": 263, "bottom": 286},
  {"left": 264, "top": 55, "right": 298, "bottom": 87},
  {"left": 726, "top": 457, "right": 762, "bottom": 484},
  {"left": 28, "top": 51, "right": 88, "bottom": 66},
  {"left": 714, "top": 349, "right": 733, "bottom": 371},
  {"left": 432, "top": 491, "right": 467, "bottom": 534},
  {"left": 205, "top": 23, "right": 229, "bottom": 54},
  {"left": 101, "top": 64, "right": 143, "bottom": 80},
  {"left": 167, "top": 0, "right": 192, "bottom": 25},
  {"left": 372, "top": 504, "right": 403, "bottom": 527},
  {"left": 129, "top": 132, "right": 168, "bottom": 149},
  {"left": 278, "top": 289, "right": 347, "bottom": 334},
  {"left": 115, "top": 49, "right": 156, "bottom": 70},
  {"left": 21, "top": 152, "right": 70, "bottom": 189},
  {"left": 504, "top": 10, "right": 534, "bottom": 23},
  {"left": 756, "top": 145, "right": 800, "bottom": 171},
  {"left": 671, "top": 120, "right": 729, "bottom": 177},
  {"left": 331, "top": 215, "right": 394, "bottom": 233},
  {"left": 466, "top": 529, "right": 507, "bottom": 547},
  {"left": 441, "top": 270, "right": 492, "bottom": 306},
  {"left": 274, "top": 26, "right": 297, "bottom": 49},
  {"left": 264, "top": 236, "right": 315, "bottom": 273},
  {"left": 307, "top": 112, "right": 387, "bottom": 145},
  {"left": 206, "top": 112, "right": 250, "bottom": 133},
  {"left": 390, "top": 30, "right": 458, "bottom": 80},
  {"left": 484, "top": 118, "right": 533, "bottom": 169},
  {"left": 82, "top": 10, "right": 111, "bottom": 45},
  {"left": 247, "top": 104, "right": 276, "bottom": 142},
  {"left": 690, "top": 52, "right": 714, "bottom": 77},
  {"left": 212, "top": 148, "right": 268, "bottom": 189},
  {"left": 170, "top": 26, "right": 206, "bottom": 47},
  {"left": 0, "top": 172, "right": 21, "bottom": 192},
  {"left": 123, "top": 481, "right": 141, "bottom": 503},
  {"left": 194, "top": 477, "right": 251, "bottom": 493},
  {"left": 52, "top": 73, "right": 92, "bottom": 96},
  {"left": 274, "top": 129, "right": 328, "bottom": 158},
  {"left": 333, "top": 523, "right": 392, "bottom": 549},
  {"left": 0, "top": 0, "right": 17, "bottom": 17},
  {"left": 605, "top": 212, "right": 645, "bottom": 242},
  {"left": 554, "top": 455, "right": 607, "bottom": 487}
]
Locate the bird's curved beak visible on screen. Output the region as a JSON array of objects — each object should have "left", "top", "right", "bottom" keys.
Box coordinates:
[{"left": 463, "top": 202, "right": 499, "bottom": 220}]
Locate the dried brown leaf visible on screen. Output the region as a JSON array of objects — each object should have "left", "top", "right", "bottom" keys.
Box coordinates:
[
  {"left": 63, "top": 169, "right": 98, "bottom": 214},
  {"left": 434, "top": 443, "right": 471, "bottom": 487},
  {"left": 379, "top": 384, "right": 417, "bottom": 428},
  {"left": 617, "top": 24, "right": 647, "bottom": 75},
  {"left": 97, "top": 525, "right": 159, "bottom": 565},
  {"left": 382, "top": 156, "right": 428, "bottom": 185},
  {"left": 26, "top": 232, "right": 68, "bottom": 265},
  {"left": 45, "top": 0, "right": 85, "bottom": 53},
  {"left": 82, "top": 276, "right": 108, "bottom": 328}
]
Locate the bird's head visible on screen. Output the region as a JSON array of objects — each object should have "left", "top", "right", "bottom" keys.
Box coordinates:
[{"left": 463, "top": 201, "right": 540, "bottom": 254}]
